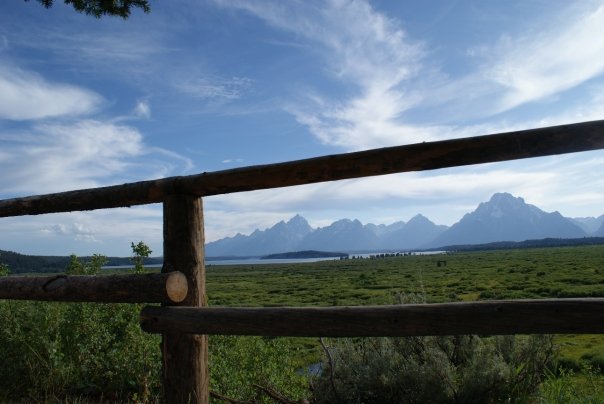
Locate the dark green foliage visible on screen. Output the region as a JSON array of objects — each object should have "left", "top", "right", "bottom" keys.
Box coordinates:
[
  {"left": 581, "top": 351, "right": 604, "bottom": 373},
  {"left": 0, "top": 249, "right": 164, "bottom": 273},
  {"left": 0, "top": 245, "right": 603, "bottom": 401},
  {"left": 540, "top": 366, "right": 604, "bottom": 403},
  {"left": 65, "top": 253, "right": 106, "bottom": 275},
  {"left": 0, "top": 249, "right": 71, "bottom": 273},
  {"left": 0, "top": 300, "right": 162, "bottom": 401},
  {"left": 26, "top": 0, "right": 150, "bottom": 18},
  {"left": 313, "top": 334, "right": 554, "bottom": 404},
  {"left": 131, "top": 241, "right": 152, "bottom": 273},
  {"left": 0, "top": 254, "right": 309, "bottom": 402},
  {"left": 0, "top": 254, "right": 9, "bottom": 276},
  {"left": 0, "top": 254, "right": 161, "bottom": 401},
  {"left": 210, "top": 336, "right": 309, "bottom": 402}
]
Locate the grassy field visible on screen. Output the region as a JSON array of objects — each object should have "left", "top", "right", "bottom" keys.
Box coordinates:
[
  {"left": 1, "top": 244, "right": 603, "bottom": 401},
  {"left": 206, "top": 244, "right": 604, "bottom": 368}
]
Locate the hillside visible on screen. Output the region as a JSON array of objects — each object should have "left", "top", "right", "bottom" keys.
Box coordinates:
[{"left": 0, "top": 250, "right": 162, "bottom": 274}]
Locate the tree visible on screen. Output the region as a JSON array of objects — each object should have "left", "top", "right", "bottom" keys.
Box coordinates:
[
  {"left": 65, "top": 254, "right": 107, "bottom": 275},
  {"left": 0, "top": 256, "right": 9, "bottom": 276},
  {"left": 25, "top": 0, "right": 150, "bottom": 19},
  {"left": 131, "top": 241, "right": 151, "bottom": 273}
]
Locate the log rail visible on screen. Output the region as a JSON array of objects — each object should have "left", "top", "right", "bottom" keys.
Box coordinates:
[
  {"left": 2, "top": 119, "right": 604, "bottom": 217},
  {"left": 0, "top": 271, "right": 188, "bottom": 303},
  {"left": 2, "top": 119, "right": 604, "bottom": 404},
  {"left": 140, "top": 299, "right": 604, "bottom": 337}
]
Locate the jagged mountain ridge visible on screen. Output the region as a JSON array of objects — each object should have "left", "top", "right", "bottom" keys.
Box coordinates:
[
  {"left": 428, "top": 193, "right": 586, "bottom": 247},
  {"left": 205, "top": 214, "right": 313, "bottom": 256},
  {"left": 205, "top": 193, "right": 597, "bottom": 257},
  {"left": 571, "top": 215, "right": 604, "bottom": 234},
  {"left": 205, "top": 214, "right": 446, "bottom": 256}
]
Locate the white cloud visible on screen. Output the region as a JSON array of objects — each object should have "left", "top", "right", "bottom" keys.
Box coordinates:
[
  {"left": 0, "top": 120, "right": 193, "bottom": 195},
  {"left": 42, "top": 222, "right": 99, "bottom": 243},
  {"left": 217, "top": 1, "right": 604, "bottom": 151},
  {"left": 0, "top": 64, "right": 102, "bottom": 120},
  {"left": 1, "top": 206, "right": 164, "bottom": 256},
  {"left": 133, "top": 100, "right": 151, "bottom": 118},
  {"left": 222, "top": 158, "right": 244, "bottom": 164},
  {"left": 217, "top": 0, "right": 425, "bottom": 148},
  {"left": 176, "top": 75, "right": 252, "bottom": 101},
  {"left": 487, "top": 5, "right": 604, "bottom": 111}
]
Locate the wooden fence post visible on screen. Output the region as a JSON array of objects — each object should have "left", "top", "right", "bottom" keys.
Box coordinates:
[{"left": 162, "top": 195, "right": 209, "bottom": 403}]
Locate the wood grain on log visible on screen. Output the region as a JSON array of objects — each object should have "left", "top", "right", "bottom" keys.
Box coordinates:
[
  {"left": 161, "top": 195, "right": 209, "bottom": 404},
  {"left": 0, "top": 272, "right": 187, "bottom": 303},
  {"left": 140, "top": 298, "right": 604, "bottom": 337},
  {"left": 2, "top": 120, "right": 604, "bottom": 217}
]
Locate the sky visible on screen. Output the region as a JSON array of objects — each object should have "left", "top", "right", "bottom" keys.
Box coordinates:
[{"left": 1, "top": 0, "right": 604, "bottom": 257}]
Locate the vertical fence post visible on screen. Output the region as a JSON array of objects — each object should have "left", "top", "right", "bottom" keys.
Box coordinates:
[{"left": 162, "top": 195, "right": 209, "bottom": 403}]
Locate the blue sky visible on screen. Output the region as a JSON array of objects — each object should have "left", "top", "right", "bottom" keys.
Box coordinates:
[{"left": 1, "top": 0, "right": 604, "bottom": 256}]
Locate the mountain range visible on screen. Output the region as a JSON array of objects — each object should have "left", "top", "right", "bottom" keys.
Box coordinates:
[{"left": 205, "top": 193, "right": 603, "bottom": 257}]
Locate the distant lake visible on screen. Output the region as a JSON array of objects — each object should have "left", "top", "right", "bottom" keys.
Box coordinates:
[
  {"left": 103, "top": 256, "right": 339, "bottom": 270},
  {"left": 103, "top": 251, "right": 447, "bottom": 270},
  {"left": 207, "top": 256, "right": 341, "bottom": 266}
]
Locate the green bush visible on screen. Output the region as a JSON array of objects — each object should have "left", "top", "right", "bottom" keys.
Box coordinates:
[
  {"left": 0, "top": 294, "right": 161, "bottom": 401},
  {"left": 0, "top": 255, "right": 9, "bottom": 276},
  {"left": 0, "top": 252, "right": 309, "bottom": 402},
  {"left": 539, "top": 365, "right": 604, "bottom": 403},
  {"left": 580, "top": 351, "right": 604, "bottom": 373},
  {"left": 210, "top": 335, "right": 309, "bottom": 402},
  {"left": 312, "top": 334, "right": 554, "bottom": 403}
]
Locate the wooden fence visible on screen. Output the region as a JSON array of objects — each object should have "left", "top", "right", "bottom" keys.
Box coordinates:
[{"left": 2, "top": 120, "right": 604, "bottom": 403}]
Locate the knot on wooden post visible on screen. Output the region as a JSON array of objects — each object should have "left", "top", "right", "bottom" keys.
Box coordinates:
[
  {"left": 42, "top": 275, "right": 68, "bottom": 292},
  {"left": 165, "top": 271, "right": 188, "bottom": 303}
]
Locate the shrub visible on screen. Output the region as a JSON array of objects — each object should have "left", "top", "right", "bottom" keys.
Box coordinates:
[
  {"left": 580, "top": 351, "right": 604, "bottom": 373},
  {"left": 312, "top": 334, "right": 553, "bottom": 403},
  {"left": 539, "top": 365, "right": 603, "bottom": 403},
  {"left": 210, "top": 335, "right": 309, "bottom": 402},
  {"left": 0, "top": 254, "right": 9, "bottom": 276},
  {"left": 0, "top": 252, "right": 309, "bottom": 402}
]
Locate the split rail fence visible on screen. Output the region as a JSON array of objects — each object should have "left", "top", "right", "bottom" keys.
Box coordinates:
[{"left": 2, "top": 120, "right": 604, "bottom": 403}]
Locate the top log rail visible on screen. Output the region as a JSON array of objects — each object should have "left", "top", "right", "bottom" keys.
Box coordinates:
[{"left": 2, "top": 119, "right": 604, "bottom": 217}]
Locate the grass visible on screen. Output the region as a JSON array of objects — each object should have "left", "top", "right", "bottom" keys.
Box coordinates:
[
  {"left": 206, "top": 244, "right": 604, "bottom": 369},
  {"left": 2, "top": 244, "right": 603, "bottom": 401},
  {"left": 207, "top": 245, "right": 604, "bottom": 307}
]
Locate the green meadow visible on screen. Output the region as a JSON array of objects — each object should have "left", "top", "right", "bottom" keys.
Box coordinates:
[
  {"left": 207, "top": 245, "right": 604, "bottom": 368},
  {"left": 1, "top": 244, "right": 603, "bottom": 402}
]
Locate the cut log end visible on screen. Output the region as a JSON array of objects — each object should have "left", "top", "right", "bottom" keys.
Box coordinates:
[{"left": 166, "top": 271, "right": 188, "bottom": 303}]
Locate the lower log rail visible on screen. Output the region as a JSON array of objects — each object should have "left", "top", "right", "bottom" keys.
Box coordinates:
[
  {"left": 140, "top": 298, "right": 604, "bottom": 337},
  {"left": 0, "top": 271, "right": 188, "bottom": 303}
]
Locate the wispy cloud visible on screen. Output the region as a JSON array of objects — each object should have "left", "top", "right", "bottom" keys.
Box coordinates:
[
  {"left": 0, "top": 64, "right": 102, "bottom": 120},
  {"left": 42, "top": 222, "right": 99, "bottom": 243},
  {"left": 0, "top": 120, "right": 192, "bottom": 196},
  {"left": 222, "top": 158, "right": 244, "bottom": 164},
  {"left": 216, "top": 1, "right": 604, "bottom": 151},
  {"left": 216, "top": 0, "right": 425, "bottom": 148},
  {"left": 176, "top": 75, "right": 253, "bottom": 101},
  {"left": 133, "top": 100, "right": 151, "bottom": 118},
  {"left": 485, "top": 4, "right": 604, "bottom": 112}
]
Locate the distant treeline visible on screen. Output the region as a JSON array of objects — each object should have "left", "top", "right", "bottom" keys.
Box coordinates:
[
  {"left": 4, "top": 236, "right": 604, "bottom": 274},
  {"left": 261, "top": 250, "right": 348, "bottom": 259},
  {"left": 435, "top": 237, "right": 604, "bottom": 252},
  {"left": 0, "top": 250, "right": 162, "bottom": 274}
]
